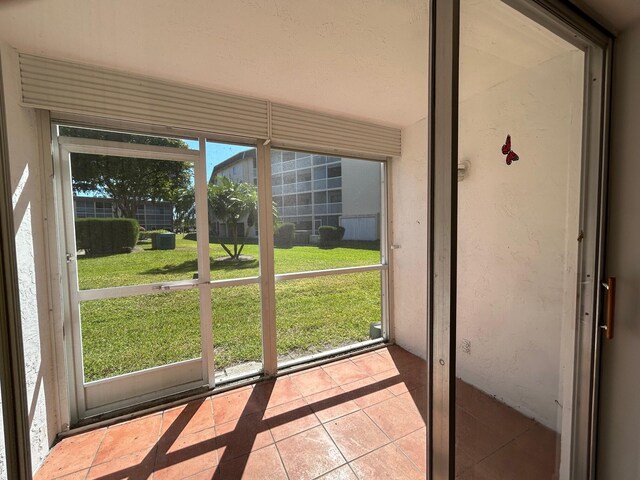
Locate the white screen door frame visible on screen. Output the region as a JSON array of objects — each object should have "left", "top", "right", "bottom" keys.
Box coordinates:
[
  {"left": 427, "top": 0, "right": 613, "bottom": 478},
  {"left": 54, "top": 135, "right": 215, "bottom": 421}
]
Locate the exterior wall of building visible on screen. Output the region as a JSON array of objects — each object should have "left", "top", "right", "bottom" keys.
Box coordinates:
[
  {"left": 73, "top": 196, "right": 174, "bottom": 231},
  {"left": 340, "top": 159, "right": 381, "bottom": 217},
  {"left": 1, "top": 44, "right": 59, "bottom": 475},
  {"left": 214, "top": 156, "right": 256, "bottom": 185},
  {"left": 217, "top": 149, "right": 382, "bottom": 239},
  {"left": 340, "top": 158, "right": 381, "bottom": 241},
  {"left": 271, "top": 150, "right": 343, "bottom": 233}
]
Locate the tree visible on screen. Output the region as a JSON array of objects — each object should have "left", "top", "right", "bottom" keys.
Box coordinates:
[
  {"left": 171, "top": 186, "right": 196, "bottom": 232},
  {"left": 62, "top": 127, "right": 193, "bottom": 221},
  {"left": 208, "top": 176, "right": 258, "bottom": 260}
]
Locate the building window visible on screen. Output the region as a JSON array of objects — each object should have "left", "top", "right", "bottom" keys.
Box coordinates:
[{"left": 327, "top": 165, "right": 341, "bottom": 178}]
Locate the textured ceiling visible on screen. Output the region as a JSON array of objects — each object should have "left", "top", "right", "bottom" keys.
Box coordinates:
[
  {"left": 0, "top": 0, "right": 579, "bottom": 128},
  {"left": 570, "top": 0, "right": 640, "bottom": 33}
]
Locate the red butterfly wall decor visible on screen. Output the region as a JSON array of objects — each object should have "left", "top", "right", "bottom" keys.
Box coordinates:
[{"left": 501, "top": 134, "right": 519, "bottom": 165}]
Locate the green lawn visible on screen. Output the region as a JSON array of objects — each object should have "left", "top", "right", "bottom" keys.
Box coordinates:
[
  {"left": 77, "top": 236, "right": 380, "bottom": 289},
  {"left": 78, "top": 235, "right": 381, "bottom": 381}
]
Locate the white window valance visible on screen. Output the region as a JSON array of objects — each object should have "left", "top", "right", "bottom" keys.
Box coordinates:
[{"left": 19, "top": 54, "right": 401, "bottom": 158}]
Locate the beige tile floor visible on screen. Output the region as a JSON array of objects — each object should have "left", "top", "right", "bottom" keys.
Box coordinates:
[{"left": 35, "top": 346, "right": 558, "bottom": 479}]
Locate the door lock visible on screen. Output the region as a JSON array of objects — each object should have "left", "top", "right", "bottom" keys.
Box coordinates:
[{"left": 66, "top": 253, "right": 75, "bottom": 264}]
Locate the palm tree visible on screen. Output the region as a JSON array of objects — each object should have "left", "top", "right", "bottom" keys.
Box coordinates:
[{"left": 207, "top": 176, "right": 258, "bottom": 260}]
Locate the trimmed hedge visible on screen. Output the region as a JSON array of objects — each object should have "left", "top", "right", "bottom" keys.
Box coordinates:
[
  {"left": 274, "top": 223, "right": 295, "bottom": 248},
  {"left": 75, "top": 218, "right": 139, "bottom": 255},
  {"left": 318, "top": 225, "right": 345, "bottom": 247}
]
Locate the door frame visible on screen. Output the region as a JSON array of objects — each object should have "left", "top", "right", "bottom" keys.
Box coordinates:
[
  {"left": 54, "top": 135, "right": 213, "bottom": 421},
  {"left": 427, "top": 0, "right": 613, "bottom": 478}
]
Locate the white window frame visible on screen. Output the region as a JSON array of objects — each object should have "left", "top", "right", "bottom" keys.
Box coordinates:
[{"left": 48, "top": 114, "right": 392, "bottom": 422}]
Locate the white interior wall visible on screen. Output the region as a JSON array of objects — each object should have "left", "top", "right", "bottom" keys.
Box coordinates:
[
  {"left": 456, "top": 51, "right": 584, "bottom": 429},
  {"left": 391, "top": 118, "right": 428, "bottom": 358},
  {"left": 1, "top": 44, "right": 59, "bottom": 474},
  {"left": 597, "top": 19, "right": 640, "bottom": 480}
]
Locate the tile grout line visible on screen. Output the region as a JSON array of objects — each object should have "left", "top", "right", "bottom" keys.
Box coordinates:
[
  {"left": 319, "top": 419, "right": 349, "bottom": 471},
  {"left": 271, "top": 439, "right": 291, "bottom": 480},
  {"left": 393, "top": 441, "right": 426, "bottom": 477},
  {"left": 86, "top": 427, "right": 109, "bottom": 474},
  {"left": 393, "top": 430, "right": 426, "bottom": 475},
  {"left": 321, "top": 407, "right": 397, "bottom": 467}
]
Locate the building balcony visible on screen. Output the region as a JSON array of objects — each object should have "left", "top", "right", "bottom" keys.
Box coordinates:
[
  {"left": 282, "top": 159, "right": 296, "bottom": 172},
  {"left": 314, "top": 202, "right": 342, "bottom": 214},
  {"left": 296, "top": 156, "right": 312, "bottom": 169},
  {"left": 296, "top": 181, "right": 312, "bottom": 193},
  {"left": 282, "top": 183, "right": 297, "bottom": 195},
  {"left": 327, "top": 177, "right": 342, "bottom": 189}
]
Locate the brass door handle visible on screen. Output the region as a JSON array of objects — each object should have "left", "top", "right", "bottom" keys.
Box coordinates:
[{"left": 601, "top": 277, "right": 616, "bottom": 340}]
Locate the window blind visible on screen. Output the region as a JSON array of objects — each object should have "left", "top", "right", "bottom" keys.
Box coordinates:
[{"left": 19, "top": 53, "right": 401, "bottom": 157}]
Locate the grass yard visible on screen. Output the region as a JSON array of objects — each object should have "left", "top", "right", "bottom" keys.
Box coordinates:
[
  {"left": 78, "top": 235, "right": 381, "bottom": 382},
  {"left": 77, "top": 236, "right": 380, "bottom": 289}
]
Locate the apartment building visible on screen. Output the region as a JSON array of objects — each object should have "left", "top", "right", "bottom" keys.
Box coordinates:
[
  {"left": 73, "top": 196, "right": 174, "bottom": 231},
  {"left": 211, "top": 149, "right": 382, "bottom": 240}
]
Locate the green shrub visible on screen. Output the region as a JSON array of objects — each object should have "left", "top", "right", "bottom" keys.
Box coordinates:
[
  {"left": 319, "top": 225, "right": 345, "bottom": 247},
  {"left": 274, "top": 223, "right": 295, "bottom": 248},
  {"left": 75, "top": 218, "right": 139, "bottom": 255}
]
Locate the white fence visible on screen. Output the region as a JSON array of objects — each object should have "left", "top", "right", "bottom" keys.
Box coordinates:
[{"left": 340, "top": 215, "right": 379, "bottom": 241}]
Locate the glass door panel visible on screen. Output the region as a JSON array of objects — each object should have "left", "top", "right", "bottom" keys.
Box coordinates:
[
  {"left": 80, "top": 290, "right": 201, "bottom": 382},
  {"left": 276, "top": 272, "right": 382, "bottom": 365},
  {"left": 57, "top": 125, "right": 208, "bottom": 418},
  {"left": 205, "top": 141, "right": 263, "bottom": 382},
  {"left": 271, "top": 147, "right": 387, "bottom": 368},
  {"left": 272, "top": 149, "right": 383, "bottom": 274},
  {"left": 211, "top": 285, "right": 262, "bottom": 380},
  {"left": 64, "top": 126, "right": 199, "bottom": 290},
  {"left": 206, "top": 142, "right": 260, "bottom": 281},
  {"left": 455, "top": 1, "right": 585, "bottom": 477}
]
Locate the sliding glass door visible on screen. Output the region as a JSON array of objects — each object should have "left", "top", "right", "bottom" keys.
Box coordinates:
[{"left": 428, "top": 0, "right": 612, "bottom": 478}]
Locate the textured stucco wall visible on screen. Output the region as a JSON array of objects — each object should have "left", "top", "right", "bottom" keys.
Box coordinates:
[
  {"left": 391, "top": 118, "right": 428, "bottom": 358},
  {"left": 597, "top": 19, "right": 640, "bottom": 480},
  {"left": 456, "top": 51, "right": 584, "bottom": 430},
  {"left": 1, "top": 45, "right": 58, "bottom": 475}
]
